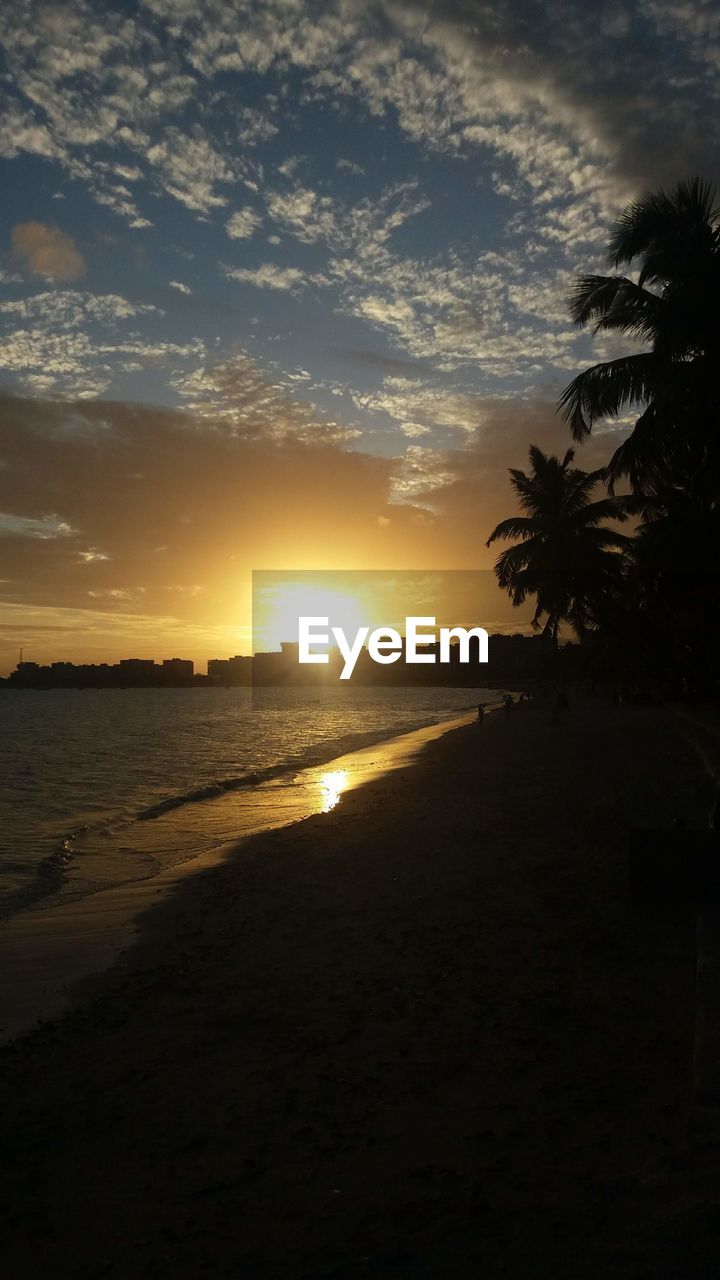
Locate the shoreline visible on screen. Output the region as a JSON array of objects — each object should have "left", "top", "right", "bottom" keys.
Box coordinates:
[
  {"left": 2, "top": 695, "right": 718, "bottom": 1276},
  {"left": 0, "top": 707, "right": 484, "bottom": 1045}
]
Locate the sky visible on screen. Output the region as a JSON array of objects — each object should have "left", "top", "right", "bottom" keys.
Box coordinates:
[{"left": 0, "top": 0, "right": 718, "bottom": 672}]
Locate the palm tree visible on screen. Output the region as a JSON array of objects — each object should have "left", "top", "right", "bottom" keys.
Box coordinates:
[
  {"left": 486, "top": 445, "right": 629, "bottom": 643},
  {"left": 623, "top": 441, "right": 720, "bottom": 696},
  {"left": 558, "top": 177, "right": 720, "bottom": 491}
]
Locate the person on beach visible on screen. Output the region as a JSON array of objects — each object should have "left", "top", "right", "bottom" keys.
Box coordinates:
[
  {"left": 477, "top": 702, "right": 486, "bottom": 725},
  {"left": 503, "top": 693, "right": 513, "bottom": 720}
]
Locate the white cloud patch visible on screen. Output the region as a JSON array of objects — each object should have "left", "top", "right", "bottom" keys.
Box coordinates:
[
  {"left": 0, "top": 289, "right": 204, "bottom": 399},
  {"left": 262, "top": 178, "right": 429, "bottom": 253},
  {"left": 265, "top": 185, "right": 340, "bottom": 244},
  {"left": 226, "top": 206, "right": 262, "bottom": 239},
  {"left": 236, "top": 106, "right": 278, "bottom": 146},
  {"left": 354, "top": 375, "right": 501, "bottom": 439},
  {"left": 170, "top": 352, "right": 360, "bottom": 444},
  {"left": 0, "top": 102, "right": 64, "bottom": 162},
  {"left": 0, "top": 291, "right": 158, "bottom": 328},
  {"left": 79, "top": 548, "right": 111, "bottom": 561},
  {"left": 146, "top": 126, "right": 237, "bottom": 213},
  {"left": 224, "top": 263, "right": 309, "bottom": 291},
  {"left": 0, "top": 512, "right": 75, "bottom": 539},
  {"left": 390, "top": 445, "right": 457, "bottom": 504}
]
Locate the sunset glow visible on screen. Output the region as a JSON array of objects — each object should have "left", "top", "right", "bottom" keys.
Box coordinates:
[
  {"left": 253, "top": 582, "right": 371, "bottom": 654},
  {"left": 1, "top": 0, "right": 712, "bottom": 675},
  {"left": 1, "top": 0, "right": 691, "bottom": 672},
  {"left": 318, "top": 770, "right": 349, "bottom": 814}
]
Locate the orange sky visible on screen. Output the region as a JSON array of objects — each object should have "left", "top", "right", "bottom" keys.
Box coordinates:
[{"left": 0, "top": 390, "right": 619, "bottom": 674}]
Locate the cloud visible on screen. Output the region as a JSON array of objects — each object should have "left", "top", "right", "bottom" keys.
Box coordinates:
[
  {"left": 354, "top": 377, "right": 492, "bottom": 438},
  {"left": 387, "top": 393, "right": 622, "bottom": 509},
  {"left": 1, "top": 0, "right": 719, "bottom": 248},
  {"left": 170, "top": 352, "right": 360, "bottom": 444},
  {"left": 223, "top": 263, "right": 309, "bottom": 291},
  {"left": 260, "top": 177, "right": 429, "bottom": 254},
  {"left": 236, "top": 106, "right": 278, "bottom": 146},
  {"left": 0, "top": 103, "right": 64, "bottom": 162},
  {"left": 331, "top": 248, "right": 583, "bottom": 374},
  {"left": 79, "top": 548, "right": 111, "bottom": 561},
  {"left": 0, "top": 512, "right": 75, "bottom": 539},
  {"left": 0, "top": 290, "right": 158, "bottom": 328},
  {"left": 226, "top": 207, "right": 262, "bottom": 239},
  {"left": 11, "top": 222, "right": 85, "bottom": 282},
  {"left": 168, "top": 280, "right": 192, "bottom": 295},
  {"left": 265, "top": 184, "right": 341, "bottom": 244},
  {"left": 146, "top": 126, "right": 237, "bottom": 212},
  {"left": 336, "top": 158, "right": 365, "bottom": 176},
  {"left": 91, "top": 184, "right": 153, "bottom": 229},
  {"left": 0, "top": 288, "right": 203, "bottom": 399},
  {"left": 382, "top": 0, "right": 720, "bottom": 195}
]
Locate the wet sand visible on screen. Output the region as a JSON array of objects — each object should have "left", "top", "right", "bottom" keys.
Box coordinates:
[
  {"left": 1, "top": 697, "right": 719, "bottom": 1278},
  {"left": 0, "top": 712, "right": 476, "bottom": 1043}
]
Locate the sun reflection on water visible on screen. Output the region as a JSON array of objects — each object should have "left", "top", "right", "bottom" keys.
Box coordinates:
[{"left": 319, "top": 769, "right": 349, "bottom": 813}]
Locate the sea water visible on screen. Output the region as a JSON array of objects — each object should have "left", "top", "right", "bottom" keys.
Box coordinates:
[{"left": 0, "top": 685, "right": 500, "bottom": 919}]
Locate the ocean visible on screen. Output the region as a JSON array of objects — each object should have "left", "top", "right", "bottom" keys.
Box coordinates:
[{"left": 0, "top": 685, "right": 500, "bottom": 920}]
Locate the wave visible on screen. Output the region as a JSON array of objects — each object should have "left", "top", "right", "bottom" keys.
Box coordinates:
[
  {"left": 133, "top": 709, "right": 481, "bottom": 822},
  {"left": 13, "top": 697, "right": 490, "bottom": 920}
]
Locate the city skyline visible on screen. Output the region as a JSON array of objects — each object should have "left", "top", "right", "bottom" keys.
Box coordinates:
[{"left": 4, "top": 629, "right": 543, "bottom": 691}]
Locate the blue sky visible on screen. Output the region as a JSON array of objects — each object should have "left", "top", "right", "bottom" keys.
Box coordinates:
[{"left": 0, "top": 0, "right": 718, "bottom": 668}]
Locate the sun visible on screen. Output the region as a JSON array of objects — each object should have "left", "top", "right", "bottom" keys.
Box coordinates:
[{"left": 253, "top": 581, "right": 369, "bottom": 652}]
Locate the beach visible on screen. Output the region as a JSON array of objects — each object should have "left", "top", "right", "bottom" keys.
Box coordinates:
[{"left": 1, "top": 696, "right": 719, "bottom": 1277}]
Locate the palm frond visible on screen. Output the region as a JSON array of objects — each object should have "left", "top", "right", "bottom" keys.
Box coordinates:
[
  {"left": 576, "top": 495, "right": 632, "bottom": 525},
  {"left": 557, "top": 352, "right": 658, "bottom": 439},
  {"left": 608, "top": 179, "right": 719, "bottom": 287},
  {"left": 486, "top": 515, "right": 537, "bottom": 546},
  {"left": 568, "top": 274, "right": 663, "bottom": 344},
  {"left": 607, "top": 186, "right": 678, "bottom": 269},
  {"left": 493, "top": 546, "right": 535, "bottom": 597},
  {"left": 603, "top": 395, "right": 711, "bottom": 494},
  {"left": 588, "top": 528, "right": 632, "bottom": 549}
]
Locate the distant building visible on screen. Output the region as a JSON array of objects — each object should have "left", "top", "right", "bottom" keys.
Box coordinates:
[
  {"left": 6, "top": 656, "right": 198, "bottom": 689},
  {"left": 227, "top": 655, "right": 252, "bottom": 684},
  {"left": 2, "top": 631, "right": 554, "bottom": 692},
  {"left": 162, "top": 658, "right": 194, "bottom": 679},
  {"left": 207, "top": 655, "right": 251, "bottom": 685}
]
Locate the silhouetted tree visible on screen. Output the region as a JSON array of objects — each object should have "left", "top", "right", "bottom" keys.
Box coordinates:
[
  {"left": 486, "top": 445, "right": 629, "bottom": 643},
  {"left": 621, "top": 440, "right": 720, "bottom": 696},
  {"left": 558, "top": 177, "right": 720, "bottom": 492}
]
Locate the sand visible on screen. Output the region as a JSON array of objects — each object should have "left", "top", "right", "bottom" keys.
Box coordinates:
[
  {"left": 1, "top": 696, "right": 719, "bottom": 1278},
  {"left": 0, "top": 712, "right": 477, "bottom": 1044}
]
